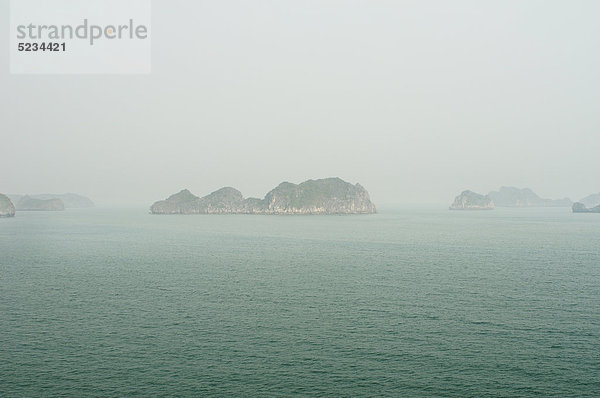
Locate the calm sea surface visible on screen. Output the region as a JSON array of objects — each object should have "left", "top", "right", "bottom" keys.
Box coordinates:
[{"left": 1, "top": 207, "right": 599, "bottom": 397}]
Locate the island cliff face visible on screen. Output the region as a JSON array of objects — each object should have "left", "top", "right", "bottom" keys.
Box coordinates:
[
  {"left": 0, "top": 194, "right": 16, "bottom": 217},
  {"left": 151, "top": 178, "right": 377, "bottom": 215},
  {"left": 488, "top": 187, "right": 572, "bottom": 207},
  {"left": 449, "top": 190, "right": 495, "bottom": 210},
  {"left": 572, "top": 202, "right": 600, "bottom": 213},
  {"left": 17, "top": 196, "right": 65, "bottom": 211}
]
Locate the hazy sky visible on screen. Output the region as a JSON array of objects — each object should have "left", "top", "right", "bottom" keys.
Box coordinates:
[{"left": 1, "top": 0, "right": 599, "bottom": 205}]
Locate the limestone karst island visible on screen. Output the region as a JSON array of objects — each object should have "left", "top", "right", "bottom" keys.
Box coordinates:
[
  {"left": 572, "top": 202, "right": 600, "bottom": 213},
  {"left": 0, "top": 194, "right": 16, "bottom": 217},
  {"left": 449, "top": 190, "right": 495, "bottom": 210},
  {"left": 150, "top": 178, "right": 377, "bottom": 215},
  {"left": 571, "top": 192, "right": 600, "bottom": 213}
]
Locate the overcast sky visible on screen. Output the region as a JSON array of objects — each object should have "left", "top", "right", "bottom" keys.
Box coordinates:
[{"left": 1, "top": 0, "right": 599, "bottom": 205}]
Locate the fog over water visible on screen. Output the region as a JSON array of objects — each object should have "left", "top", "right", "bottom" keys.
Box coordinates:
[{"left": 1, "top": 1, "right": 599, "bottom": 205}]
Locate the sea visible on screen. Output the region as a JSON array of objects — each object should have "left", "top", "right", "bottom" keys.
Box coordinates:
[{"left": 1, "top": 206, "right": 599, "bottom": 397}]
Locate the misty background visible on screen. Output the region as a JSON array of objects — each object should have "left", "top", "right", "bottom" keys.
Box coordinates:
[{"left": 1, "top": 0, "right": 598, "bottom": 206}]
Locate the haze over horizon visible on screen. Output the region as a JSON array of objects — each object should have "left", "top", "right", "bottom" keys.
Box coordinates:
[{"left": 1, "top": 0, "right": 599, "bottom": 206}]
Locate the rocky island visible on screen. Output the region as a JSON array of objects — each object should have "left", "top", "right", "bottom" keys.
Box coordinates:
[
  {"left": 449, "top": 190, "right": 495, "bottom": 210},
  {"left": 0, "top": 193, "right": 16, "bottom": 217},
  {"left": 578, "top": 193, "right": 600, "bottom": 208},
  {"left": 151, "top": 178, "right": 377, "bottom": 215},
  {"left": 572, "top": 202, "right": 600, "bottom": 213},
  {"left": 488, "top": 187, "right": 572, "bottom": 207},
  {"left": 16, "top": 196, "right": 65, "bottom": 211}
]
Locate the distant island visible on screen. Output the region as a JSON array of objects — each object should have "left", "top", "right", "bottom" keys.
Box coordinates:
[
  {"left": 151, "top": 178, "right": 377, "bottom": 215},
  {"left": 488, "top": 187, "right": 572, "bottom": 207},
  {"left": 8, "top": 193, "right": 94, "bottom": 209},
  {"left": 450, "top": 187, "right": 574, "bottom": 210},
  {"left": 572, "top": 202, "right": 600, "bottom": 213},
  {"left": 16, "top": 196, "right": 65, "bottom": 211},
  {"left": 0, "top": 193, "right": 16, "bottom": 217},
  {"left": 449, "top": 190, "right": 495, "bottom": 210}
]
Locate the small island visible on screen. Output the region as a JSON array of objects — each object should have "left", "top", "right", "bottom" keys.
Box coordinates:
[
  {"left": 151, "top": 177, "right": 377, "bottom": 215},
  {"left": 0, "top": 193, "right": 16, "bottom": 217},
  {"left": 449, "top": 190, "right": 495, "bottom": 210},
  {"left": 572, "top": 202, "right": 600, "bottom": 213}
]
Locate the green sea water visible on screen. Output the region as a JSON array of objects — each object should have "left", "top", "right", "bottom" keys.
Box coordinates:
[{"left": 1, "top": 207, "right": 599, "bottom": 397}]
